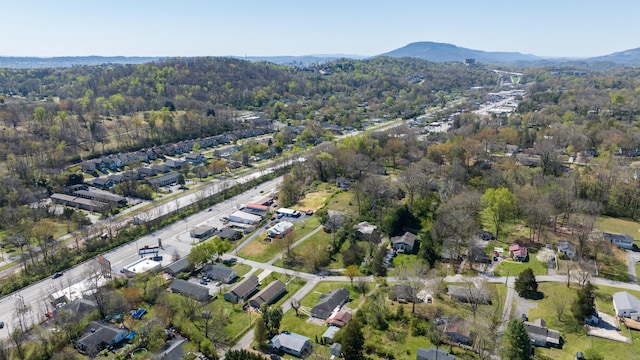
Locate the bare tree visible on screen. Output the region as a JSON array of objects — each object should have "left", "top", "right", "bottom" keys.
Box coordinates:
[
  {"left": 290, "top": 298, "right": 301, "bottom": 316},
  {"left": 549, "top": 291, "right": 568, "bottom": 321}
]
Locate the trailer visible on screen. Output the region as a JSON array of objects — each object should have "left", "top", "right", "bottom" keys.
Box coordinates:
[{"left": 276, "top": 208, "right": 301, "bottom": 218}]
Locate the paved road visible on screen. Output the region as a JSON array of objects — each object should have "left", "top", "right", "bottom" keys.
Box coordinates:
[{"left": 627, "top": 250, "right": 640, "bottom": 283}]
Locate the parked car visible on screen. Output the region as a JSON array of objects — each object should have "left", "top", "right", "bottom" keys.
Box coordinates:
[
  {"left": 51, "top": 272, "right": 63, "bottom": 279},
  {"left": 0, "top": 321, "right": 4, "bottom": 329}
]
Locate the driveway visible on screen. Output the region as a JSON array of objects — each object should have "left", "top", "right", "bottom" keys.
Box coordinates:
[{"left": 626, "top": 250, "right": 640, "bottom": 283}]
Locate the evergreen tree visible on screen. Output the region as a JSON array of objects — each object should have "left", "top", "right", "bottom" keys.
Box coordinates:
[
  {"left": 338, "top": 319, "right": 365, "bottom": 360},
  {"left": 504, "top": 319, "right": 531, "bottom": 360},
  {"left": 571, "top": 281, "right": 596, "bottom": 323},
  {"left": 514, "top": 268, "right": 538, "bottom": 298},
  {"left": 225, "top": 349, "right": 265, "bottom": 360},
  {"left": 261, "top": 304, "right": 283, "bottom": 338},
  {"left": 254, "top": 315, "right": 268, "bottom": 346}
]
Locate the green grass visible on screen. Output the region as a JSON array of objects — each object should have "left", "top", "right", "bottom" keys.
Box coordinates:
[
  {"left": 231, "top": 263, "right": 252, "bottom": 277},
  {"left": 293, "top": 217, "right": 321, "bottom": 238},
  {"left": 494, "top": 256, "right": 548, "bottom": 276},
  {"left": 237, "top": 231, "right": 282, "bottom": 263},
  {"left": 596, "top": 216, "right": 640, "bottom": 241},
  {"left": 322, "top": 190, "right": 358, "bottom": 214},
  {"left": 526, "top": 282, "right": 640, "bottom": 360}
]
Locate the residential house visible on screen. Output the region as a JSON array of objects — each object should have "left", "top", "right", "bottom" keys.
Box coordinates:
[
  {"left": 270, "top": 332, "right": 312, "bottom": 358},
  {"left": 165, "top": 258, "right": 191, "bottom": 276},
  {"left": 185, "top": 152, "right": 206, "bottom": 164},
  {"left": 267, "top": 221, "right": 294, "bottom": 238},
  {"left": 322, "top": 326, "right": 340, "bottom": 344},
  {"left": 137, "top": 167, "right": 158, "bottom": 178},
  {"left": 169, "top": 279, "right": 211, "bottom": 302},
  {"left": 603, "top": 232, "right": 634, "bottom": 250},
  {"left": 311, "top": 288, "right": 350, "bottom": 320},
  {"left": 73, "top": 189, "right": 127, "bottom": 207},
  {"left": 91, "top": 178, "right": 115, "bottom": 190},
  {"left": 557, "top": 240, "right": 577, "bottom": 260},
  {"left": 75, "top": 321, "right": 128, "bottom": 354},
  {"left": 447, "top": 285, "right": 491, "bottom": 304},
  {"left": 54, "top": 298, "right": 98, "bottom": 323},
  {"left": 218, "top": 227, "right": 243, "bottom": 241},
  {"left": 81, "top": 160, "right": 97, "bottom": 174},
  {"left": 248, "top": 280, "right": 287, "bottom": 309},
  {"left": 335, "top": 177, "right": 353, "bottom": 191},
  {"left": 201, "top": 264, "right": 238, "bottom": 284},
  {"left": 468, "top": 246, "right": 492, "bottom": 264},
  {"left": 151, "top": 163, "right": 171, "bottom": 174},
  {"left": 164, "top": 159, "right": 185, "bottom": 170},
  {"left": 147, "top": 172, "right": 180, "bottom": 187},
  {"left": 108, "top": 174, "right": 124, "bottom": 184},
  {"left": 330, "top": 343, "right": 342, "bottom": 358},
  {"left": 509, "top": 242, "right": 528, "bottom": 262},
  {"left": 524, "top": 318, "right": 561, "bottom": 348},
  {"left": 154, "top": 338, "right": 187, "bottom": 360},
  {"left": 439, "top": 317, "right": 473, "bottom": 345},
  {"left": 325, "top": 310, "right": 352, "bottom": 328},
  {"left": 354, "top": 221, "right": 379, "bottom": 241},
  {"left": 51, "top": 193, "right": 110, "bottom": 213},
  {"left": 613, "top": 291, "right": 640, "bottom": 320},
  {"left": 391, "top": 231, "right": 418, "bottom": 253},
  {"left": 389, "top": 284, "right": 418, "bottom": 303},
  {"left": 223, "top": 274, "right": 259, "bottom": 303},
  {"left": 66, "top": 184, "right": 89, "bottom": 193},
  {"left": 417, "top": 347, "right": 455, "bottom": 360}
]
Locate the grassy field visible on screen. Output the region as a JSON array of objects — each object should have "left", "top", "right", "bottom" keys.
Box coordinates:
[
  {"left": 526, "top": 282, "right": 640, "bottom": 360},
  {"left": 494, "top": 257, "right": 548, "bottom": 276},
  {"left": 596, "top": 216, "right": 640, "bottom": 242},
  {"left": 322, "top": 190, "right": 358, "bottom": 214},
  {"left": 231, "top": 263, "right": 252, "bottom": 277},
  {"left": 294, "top": 190, "right": 333, "bottom": 212},
  {"left": 236, "top": 231, "right": 281, "bottom": 263}
]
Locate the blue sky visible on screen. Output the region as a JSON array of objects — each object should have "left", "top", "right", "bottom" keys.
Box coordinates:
[{"left": 3, "top": 0, "right": 639, "bottom": 58}]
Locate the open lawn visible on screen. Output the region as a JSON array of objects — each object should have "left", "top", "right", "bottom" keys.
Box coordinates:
[
  {"left": 294, "top": 190, "right": 333, "bottom": 212},
  {"left": 494, "top": 257, "right": 548, "bottom": 276},
  {"left": 597, "top": 216, "right": 640, "bottom": 243},
  {"left": 525, "top": 282, "right": 640, "bottom": 360},
  {"left": 322, "top": 190, "right": 358, "bottom": 214},
  {"left": 237, "top": 231, "right": 281, "bottom": 263},
  {"left": 231, "top": 263, "right": 252, "bottom": 277}
]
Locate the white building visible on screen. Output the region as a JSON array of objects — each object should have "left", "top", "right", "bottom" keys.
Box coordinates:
[
  {"left": 613, "top": 291, "right": 640, "bottom": 320},
  {"left": 228, "top": 210, "right": 262, "bottom": 225}
]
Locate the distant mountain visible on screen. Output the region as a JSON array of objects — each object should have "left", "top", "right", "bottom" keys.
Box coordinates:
[
  {"left": 0, "top": 56, "right": 162, "bottom": 69},
  {"left": 584, "top": 48, "right": 640, "bottom": 66},
  {"left": 378, "top": 41, "right": 541, "bottom": 64},
  {"left": 238, "top": 54, "right": 365, "bottom": 66}
]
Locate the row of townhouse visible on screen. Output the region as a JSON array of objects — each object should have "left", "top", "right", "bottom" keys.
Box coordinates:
[{"left": 81, "top": 126, "right": 272, "bottom": 175}]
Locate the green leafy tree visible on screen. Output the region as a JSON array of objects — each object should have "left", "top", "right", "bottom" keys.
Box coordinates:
[
  {"left": 571, "top": 281, "right": 596, "bottom": 323},
  {"left": 514, "top": 268, "right": 538, "bottom": 298},
  {"left": 260, "top": 304, "right": 283, "bottom": 338},
  {"left": 225, "top": 349, "right": 265, "bottom": 360},
  {"left": 337, "top": 319, "right": 365, "bottom": 360},
  {"left": 504, "top": 319, "right": 531, "bottom": 360},
  {"left": 254, "top": 315, "right": 268, "bottom": 347},
  {"left": 481, "top": 187, "right": 516, "bottom": 241}
]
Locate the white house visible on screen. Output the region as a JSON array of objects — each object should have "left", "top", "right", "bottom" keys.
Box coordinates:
[
  {"left": 613, "top": 291, "right": 640, "bottom": 320},
  {"left": 557, "top": 240, "right": 576, "bottom": 259}
]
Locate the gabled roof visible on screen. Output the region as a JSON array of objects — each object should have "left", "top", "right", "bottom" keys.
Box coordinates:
[
  {"left": 325, "top": 310, "right": 352, "bottom": 327},
  {"left": 55, "top": 298, "right": 97, "bottom": 320},
  {"left": 249, "top": 280, "right": 286, "bottom": 308},
  {"left": 603, "top": 232, "right": 634, "bottom": 244},
  {"left": 226, "top": 274, "right": 259, "bottom": 300},
  {"left": 614, "top": 291, "right": 640, "bottom": 311},
  {"left": 169, "top": 279, "right": 210, "bottom": 301},
  {"left": 311, "top": 288, "right": 350, "bottom": 319},
  {"left": 165, "top": 257, "right": 191, "bottom": 275},
  {"left": 271, "top": 332, "right": 310, "bottom": 353},
  {"left": 524, "top": 318, "right": 560, "bottom": 345},
  {"left": 417, "top": 347, "right": 455, "bottom": 360},
  {"left": 202, "top": 264, "right": 237, "bottom": 282},
  {"left": 391, "top": 232, "right": 417, "bottom": 248},
  {"left": 77, "top": 321, "right": 127, "bottom": 349}
]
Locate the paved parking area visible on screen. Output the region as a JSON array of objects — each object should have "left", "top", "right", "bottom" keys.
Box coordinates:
[{"left": 586, "top": 311, "right": 630, "bottom": 343}]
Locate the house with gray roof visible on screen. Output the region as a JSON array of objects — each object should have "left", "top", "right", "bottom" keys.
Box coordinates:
[
  {"left": 165, "top": 258, "right": 191, "bottom": 276},
  {"left": 169, "top": 279, "right": 211, "bottom": 302},
  {"left": 224, "top": 274, "right": 259, "bottom": 303},
  {"left": 417, "top": 347, "right": 455, "bottom": 360},
  {"left": 270, "top": 332, "right": 312, "bottom": 358},
  {"left": 75, "top": 321, "right": 128, "bottom": 355},
  {"left": 311, "top": 288, "right": 350, "bottom": 320},
  {"left": 613, "top": 291, "right": 640, "bottom": 320},
  {"left": 202, "top": 264, "right": 237, "bottom": 284},
  {"left": 603, "top": 232, "right": 634, "bottom": 249},
  {"left": 391, "top": 231, "right": 417, "bottom": 253},
  {"left": 248, "top": 280, "right": 287, "bottom": 309},
  {"left": 524, "top": 318, "right": 560, "bottom": 348}
]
